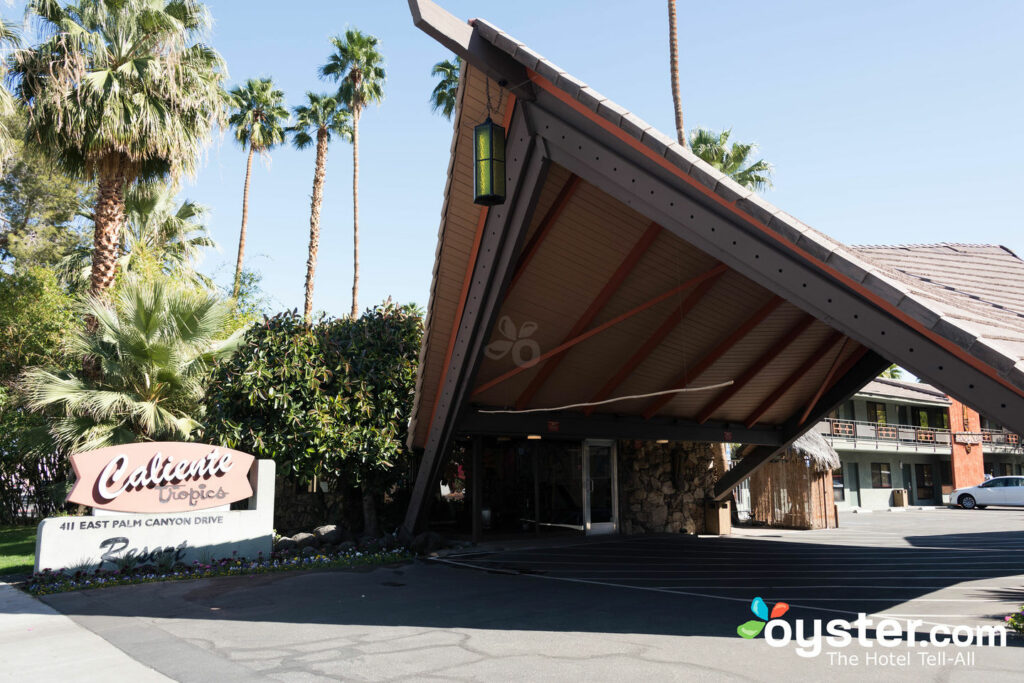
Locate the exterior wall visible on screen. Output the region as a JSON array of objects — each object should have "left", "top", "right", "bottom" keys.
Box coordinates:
[
  {"left": 748, "top": 456, "right": 837, "bottom": 529},
  {"left": 949, "top": 397, "right": 985, "bottom": 489},
  {"left": 835, "top": 451, "right": 944, "bottom": 510},
  {"left": 617, "top": 440, "right": 718, "bottom": 535}
]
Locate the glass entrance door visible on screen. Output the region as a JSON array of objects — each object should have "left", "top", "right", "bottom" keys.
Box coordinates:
[
  {"left": 914, "top": 464, "right": 935, "bottom": 503},
  {"left": 583, "top": 440, "right": 617, "bottom": 535}
]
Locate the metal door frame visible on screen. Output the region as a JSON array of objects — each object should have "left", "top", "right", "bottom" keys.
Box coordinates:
[{"left": 582, "top": 439, "right": 618, "bottom": 535}]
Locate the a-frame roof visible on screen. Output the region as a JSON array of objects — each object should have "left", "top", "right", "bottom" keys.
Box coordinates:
[{"left": 401, "top": 0, "right": 1024, "bottom": 531}]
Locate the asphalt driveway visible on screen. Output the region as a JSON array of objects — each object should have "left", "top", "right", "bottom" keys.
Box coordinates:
[{"left": 23, "top": 508, "right": 1024, "bottom": 681}]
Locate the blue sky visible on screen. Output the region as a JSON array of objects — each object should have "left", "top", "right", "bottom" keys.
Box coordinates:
[{"left": 9, "top": 1, "right": 1024, "bottom": 316}]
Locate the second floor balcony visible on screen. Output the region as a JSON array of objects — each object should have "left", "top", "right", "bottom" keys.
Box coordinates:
[
  {"left": 817, "top": 419, "right": 1023, "bottom": 454},
  {"left": 818, "top": 418, "right": 951, "bottom": 453}
]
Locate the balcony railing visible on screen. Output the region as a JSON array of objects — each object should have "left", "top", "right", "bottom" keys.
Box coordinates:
[
  {"left": 818, "top": 420, "right": 1023, "bottom": 452},
  {"left": 818, "top": 418, "right": 951, "bottom": 449},
  {"left": 982, "top": 428, "right": 1022, "bottom": 449}
]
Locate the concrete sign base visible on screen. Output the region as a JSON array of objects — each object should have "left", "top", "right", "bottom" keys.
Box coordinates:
[{"left": 35, "top": 460, "right": 275, "bottom": 574}]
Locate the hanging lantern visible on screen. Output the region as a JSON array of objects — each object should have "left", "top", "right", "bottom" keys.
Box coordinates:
[{"left": 474, "top": 117, "right": 506, "bottom": 206}]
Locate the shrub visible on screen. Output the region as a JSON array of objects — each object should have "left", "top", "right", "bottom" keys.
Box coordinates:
[{"left": 203, "top": 301, "right": 423, "bottom": 535}]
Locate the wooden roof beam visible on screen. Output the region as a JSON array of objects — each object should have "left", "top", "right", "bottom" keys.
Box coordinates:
[
  {"left": 712, "top": 349, "right": 889, "bottom": 500},
  {"left": 513, "top": 222, "right": 661, "bottom": 409},
  {"left": 694, "top": 313, "right": 817, "bottom": 424},
  {"left": 471, "top": 263, "right": 729, "bottom": 396},
  {"left": 641, "top": 296, "right": 785, "bottom": 419},
  {"left": 799, "top": 341, "right": 866, "bottom": 426},
  {"left": 507, "top": 174, "right": 581, "bottom": 294},
  {"left": 743, "top": 330, "right": 845, "bottom": 428},
  {"left": 583, "top": 270, "right": 724, "bottom": 415}
]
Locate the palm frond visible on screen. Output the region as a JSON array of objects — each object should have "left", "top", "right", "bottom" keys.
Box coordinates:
[{"left": 19, "top": 275, "right": 246, "bottom": 448}]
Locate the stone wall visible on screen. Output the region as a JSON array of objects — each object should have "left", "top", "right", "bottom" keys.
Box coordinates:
[{"left": 617, "top": 440, "right": 720, "bottom": 534}]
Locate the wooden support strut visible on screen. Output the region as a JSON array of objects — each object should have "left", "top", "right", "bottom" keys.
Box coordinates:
[
  {"left": 514, "top": 221, "right": 662, "bottom": 409},
  {"left": 712, "top": 348, "right": 890, "bottom": 501},
  {"left": 641, "top": 296, "right": 785, "bottom": 419},
  {"left": 471, "top": 263, "right": 729, "bottom": 397},
  {"left": 743, "top": 330, "right": 845, "bottom": 428},
  {"left": 507, "top": 173, "right": 581, "bottom": 294},
  {"left": 583, "top": 269, "right": 724, "bottom": 415},
  {"left": 799, "top": 338, "right": 857, "bottom": 425},
  {"left": 402, "top": 113, "right": 548, "bottom": 538},
  {"left": 694, "top": 313, "right": 816, "bottom": 424}
]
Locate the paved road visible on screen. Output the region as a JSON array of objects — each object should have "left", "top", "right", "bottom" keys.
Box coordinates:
[
  {"left": 22, "top": 509, "right": 1024, "bottom": 681},
  {"left": 444, "top": 507, "right": 1024, "bottom": 628}
]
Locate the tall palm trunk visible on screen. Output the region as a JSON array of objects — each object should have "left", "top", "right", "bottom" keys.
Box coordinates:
[
  {"left": 232, "top": 144, "right": 255, "bottom": 298},
  {"left": 350, "top": 109, "right": 360, "bottom": 319},
  {"left": 668, "top": 0, "right": 685, "bottom": 146},
  {"left": 90, "top": 169, "right": 126, "bottom": 296},
  {"left": 84, "top": 167, "right": 126, "bottom": 379},
  {"left": 303, "top": 128, "right": 330, "bottom": 323}
]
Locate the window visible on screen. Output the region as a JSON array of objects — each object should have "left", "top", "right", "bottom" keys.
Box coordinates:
[
  {"left": 866, "top": 402, "right": 888, "bottom": 425},
  {"left": 1001, "top": 463, "right": 1014, "bottom": 477},
  {"left": 980, "top": 478, "right": 1009, "bottom": 488},
  {"left": 871, "top": 462, "right": 892, "bottom": 488},
  {"left": 832, "top": 466, "right": 845, "bottom": 502},
  {"left": 897, "top": 405, "right": 950, "bottom": 429}
]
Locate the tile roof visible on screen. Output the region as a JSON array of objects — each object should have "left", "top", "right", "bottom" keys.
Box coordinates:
[
  {"left": 468, "top": 17, "right": 1024, "bottom": 388},
  {"left": 856, "top": 377, "right": 951, "bottom": 405}
]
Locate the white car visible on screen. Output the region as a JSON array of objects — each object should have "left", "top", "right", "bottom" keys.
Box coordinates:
[{"left": 952, "top": 476, "right": 1024, "bottom": 509}]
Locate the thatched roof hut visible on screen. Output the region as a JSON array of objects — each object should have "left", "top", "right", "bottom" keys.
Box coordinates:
[{"left": 789, "top": 431, "right": 841, "bottom": 471}]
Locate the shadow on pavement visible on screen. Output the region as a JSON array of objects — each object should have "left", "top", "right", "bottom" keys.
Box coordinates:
[{"left": 36, "top": 529, "right": 1024, "bottom": 643}]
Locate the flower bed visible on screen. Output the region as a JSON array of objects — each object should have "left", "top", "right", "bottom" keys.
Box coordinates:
[
  {"left": 23, "top": 547, "right": 413, "bottom": 596},
  {"left": 1006, "top": 605, "right": 1024, "bottom": 636}
]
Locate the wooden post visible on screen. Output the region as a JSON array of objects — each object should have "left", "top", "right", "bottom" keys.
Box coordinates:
[{"left": 472, "top": 436, "right": 482, "bottom": 544}]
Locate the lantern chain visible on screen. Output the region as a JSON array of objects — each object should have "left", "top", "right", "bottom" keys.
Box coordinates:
[{"left": 485, "top": 75, "right": 505, "bottom": 121}]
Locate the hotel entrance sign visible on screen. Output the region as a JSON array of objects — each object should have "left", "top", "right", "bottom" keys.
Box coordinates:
[
  {"left": 36, "top": 443, "right": 274, "bottom": 574},
  {"left": 67, "top": 442, "right": 255, "bottom": 513}
]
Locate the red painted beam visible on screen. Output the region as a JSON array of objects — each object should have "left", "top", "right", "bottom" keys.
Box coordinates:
[
  {"left": 641, "top": 296, "right": 785, "bottom": 420},
  {"left": 583, "top": 270, "right": 724, "bottom": 415},
  {"left": 507, "top": 174, "right": 581, "bottom": 294},
  {"left": 695, "top": 313, "right": 817, "bottom": 424},
  {"left": 743, "top": 330, "right": 845, "bottom": 428},
  {"left": 514, "top": 222, "right": 662, "bottom": 409},
  {"left": 799, "top": 341, "right": 866, "bottom": 426},
  {"left": 472, "top": 263, "right": 730, "bottom": 397}
]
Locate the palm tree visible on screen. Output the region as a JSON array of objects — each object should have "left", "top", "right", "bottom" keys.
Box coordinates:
[
  {"left": 10, "top": 0, "right": 227, "bottom": 298},
  {"left": 58, "top": 183, "right": 216, "bottom": 290},
  {"left": 879, "top": 365, "right": 904, "bottom": 380},
  {"left": 289, "top": 93, "right": 352, "bottom": 323},
  {"left": 21, "top": 277, "right": 246, "bottom": 452},
  {"left": 321, "top": 29, "right": 386, "bottom": 318},
  {"left": 0, "top": 16, "right": 22, "bottom": 166},
  {"left": 667, "top": 0, "right": 685, "bottom": 146},
  {"left": 688, "top": 128, "right": 774, "bottom": 191},
  {"left": 430, "top": 56, "right": 460, "bottom": 120},
  {"left": 227, "top": 77, "right": 288, "bottom": 298}
]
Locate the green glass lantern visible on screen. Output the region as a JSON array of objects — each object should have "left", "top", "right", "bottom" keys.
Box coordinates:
[{"left": 474, "top": 117, "right": 506, "bottom": 206}]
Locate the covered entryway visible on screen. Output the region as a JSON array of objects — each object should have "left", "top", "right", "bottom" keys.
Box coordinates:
[{"left": 401, "top": 0, "right": 1024, "bottom": 540}]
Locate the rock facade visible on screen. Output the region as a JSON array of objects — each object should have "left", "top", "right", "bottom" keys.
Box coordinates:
[{"left": 617, "top": 440, "right": 720, "bottom": 535}]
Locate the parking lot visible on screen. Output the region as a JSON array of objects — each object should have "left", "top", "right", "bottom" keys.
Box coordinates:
[
  {"left": 23, "top": 508, "right": 1024, "bottom": 681},
  {"left": 439, "top": 507, "right": 1024, "bottom": 628}
]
